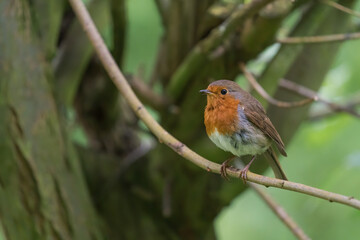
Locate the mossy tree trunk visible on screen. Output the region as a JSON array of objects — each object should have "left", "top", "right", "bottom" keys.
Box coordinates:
[{"left": 0, "top": 0, "right": 104, "bottom": 239}]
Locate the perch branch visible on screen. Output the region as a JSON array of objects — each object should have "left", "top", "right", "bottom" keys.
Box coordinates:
[
  {"left": 68, "top": 0, "right": 360, "bottom": 211},
  {"left": 279, "top": 79, "right": 360, "bottom": 118},
  {"left": 321, "top": 0, "right": 360, "bottom": 18},
  {"left": 277, "top": 32, "right": 360, "bottom": 44},
  {"left": 239, "top": 63, "right": 315, "bottom": 107}
]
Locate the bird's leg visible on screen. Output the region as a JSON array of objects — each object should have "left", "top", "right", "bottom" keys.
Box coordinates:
[
  {"left": 240, "top": 155, "right": 256, "bottom": 184},
  {"left": 220, "top": 156, "right": 237, "bottom": 180}
]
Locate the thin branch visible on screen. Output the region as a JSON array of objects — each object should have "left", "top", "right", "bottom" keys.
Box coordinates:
[
  {"left": 279, "top": 79, "right": 360, "bottom": 118},
  {"left": 162, "top": 175, "right": 173, "bottom": 217},
  {"left": 249, "top": 183, "right": 310, "bottom": 239},
  {"left": 309, "top": 94, "right": 360, "bottom": 120},
  {"left": 236, "top": 161, "right": 310, "bottom": 240},
  {"left": 118, "top": 141, "right": 155, "bottom": 177},
  {"left": 68, "top": 0, "right": 360, "bottom": 211},
  {"left": 154, "top": 0, "right": 169, "bottom": 26},
  {"left": 321, "top": 0, "right": 360, "bottom": 18},
  {"left": 167, "top": 0, "right": 276, "bottom": 99},
  {"left": 149, "top": 39, "right": 166, "bottom": 87},
  {"left": 110, "top": 0, "right": 126, "bottom": 66},
  {"left": 128, "top": 74, "right": 175, "bottom": 111},
  {"left": 239, "top": 63, "right": 315, "bottom": 108},
  {"left": 277, "top": 32, "right": 360, "bottom": 44},
  {"left": 97, "top": 140, "right": 156, "bottom": 202}
]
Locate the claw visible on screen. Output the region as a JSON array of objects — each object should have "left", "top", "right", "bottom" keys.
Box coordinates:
[
  {"left": 239, "top": 168, "right": 248, "bottom": 184},
  {"left": 220, "top": 156, "right": 236, "bottom": 180},
  {"left": 220, "top": 163, "right": 230, "bottom": 180},
  {"left": 239, "top": 155, "right": 257, "bottom": 184}
]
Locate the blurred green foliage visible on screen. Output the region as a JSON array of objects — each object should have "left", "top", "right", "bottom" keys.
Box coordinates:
[
  {"left": 216, "top": 115, "right": 360, "bottom": 239},
  {"left": 215, "top": 39, "right": 360, "bottom": 239},
  {"left": 125, "top": 1, "right": 360, "bottom": 239}
]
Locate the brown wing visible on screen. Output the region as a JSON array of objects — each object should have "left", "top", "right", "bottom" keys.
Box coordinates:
[{"left": 242, "top": 100, "right": 287, "bottom": 157}]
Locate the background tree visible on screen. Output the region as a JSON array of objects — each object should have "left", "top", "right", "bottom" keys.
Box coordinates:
[{"left": 0, "top": 0, "right": 359, "bottom": 239}]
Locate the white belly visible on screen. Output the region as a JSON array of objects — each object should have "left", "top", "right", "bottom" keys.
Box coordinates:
[{"left": 209, "top": 128, "right": 270, "bottom": 156}]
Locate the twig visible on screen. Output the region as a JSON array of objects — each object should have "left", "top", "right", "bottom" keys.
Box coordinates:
[
  {"left": 68, "top": 0, "right": 360, "bottom": 211},
  {"left": 309, "top": 94, "right": 360, "bottom": 120},
  {"left": 117, "top": 141, "right": 155, "bottom": 177},
  {"left": 162, "top": 176, "right": 173, "bottom": 217},
  {"left": 154, "top": 0, "right": 169, "bottom": 26},
  {"left": 277, "top": 32, "right": 360, "bottom": 44},
  {"left": 321, "top": 0, "right": 360, "bottom": 18},
  {"left": 167, "top": 0, "right": 276, "bottom": 99},
  {"left": 239, "top": 63, "right": 315, "bottom": 108},
  {"left": 279, "top": 79, "right": 360, "bottom": 118},
  {"left": 110, "top": 0, "right": 126, "bottom": 66},
  {"left": 98, "top": 140, "right": 155, "bottom": 202},
  {"left": 149, "top": 40, "right": 166, "bottom": 87},
  {"left": 235, "top": 161, "right": 310, "bottom": 240},
  {"left": 128, "top": 74, "right": 174, "bottom": 111},
  {"left": 249, "top": 183, "right": 310, "bottom": 239}
]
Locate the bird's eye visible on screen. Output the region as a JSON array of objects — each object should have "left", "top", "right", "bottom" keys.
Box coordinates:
[{"left": 221, "top": 89, "right": 227, "bottom": 95}]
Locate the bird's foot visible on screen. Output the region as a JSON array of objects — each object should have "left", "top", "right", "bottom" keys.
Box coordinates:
[
  {"left": 239, "top": 166, "right": 250, "bottom": 184},
  {"left": 220, "top": 156, "right": 236, "bottom": 180},
  {"left": 239, "top": 155, "right": 256, "bottom": 184},
  {"left": 220, "top": 162, "right": 230, "bottom": 180}
]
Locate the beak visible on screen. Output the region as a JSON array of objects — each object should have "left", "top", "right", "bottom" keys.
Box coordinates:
[{"left": 200, "top": 89, "right": 212, "bottom": 95}]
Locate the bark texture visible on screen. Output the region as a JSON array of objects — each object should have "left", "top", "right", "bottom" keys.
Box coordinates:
[{"left": 0, "top": 0, "right": 103, "bottom": 239}]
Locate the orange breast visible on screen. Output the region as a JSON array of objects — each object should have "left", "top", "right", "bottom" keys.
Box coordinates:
[{"left": 204, "top": 96, "right": 240, "bottom": 136}]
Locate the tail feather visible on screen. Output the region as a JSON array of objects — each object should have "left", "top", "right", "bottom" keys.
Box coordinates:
[{"left": 264, "top": 146, "right": 288, "bottom": 180}]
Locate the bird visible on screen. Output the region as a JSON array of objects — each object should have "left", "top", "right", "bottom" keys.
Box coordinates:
[{"left": 200, "top": 80, "right": 288, "bottom": 181}]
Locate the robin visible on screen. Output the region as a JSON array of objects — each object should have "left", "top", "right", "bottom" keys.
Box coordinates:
[{"left": 200, "top": 80, "right": 288, "bottom": 181}]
